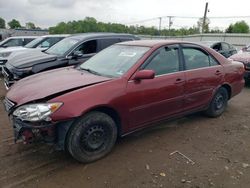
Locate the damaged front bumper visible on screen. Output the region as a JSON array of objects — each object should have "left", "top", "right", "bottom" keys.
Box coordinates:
[
  {"left": 11, "top": 117, "right": 75, "bottom": 150},
  {"left": 12, "top": 117, "right": 56, "bottom": 144}
]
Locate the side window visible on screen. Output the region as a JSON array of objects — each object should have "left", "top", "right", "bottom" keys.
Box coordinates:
[
  {"left": 183, "top": 48, "right": 210, "bottom": 70},
  {"left": 24, "top": 38, "right": 34, "bottom": 45},
  {"left": 98, "top": 38, "right": 120, "bottom": 50},
  {"left": 144, "top": 46, "right": 179, "bottom": 76},
  {"left": 73, "top": 40, "right": 97, "bottom": 55},
  {"left": 209, "top": 56, "right": 219, "bottom": 66},
  {"left": 222, "top": 43, "right": 230, "bottom": 50},
  {"left": 212, "top": 43, "right": 221, "bottom": 51}
]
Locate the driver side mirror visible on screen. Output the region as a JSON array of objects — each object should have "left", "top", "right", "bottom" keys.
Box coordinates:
[
  {"left": 134, "top": 70, "right": 155, "bottom": 80},
  {"left": 71, "top": 51, "right": 83, "bottom": 59}
]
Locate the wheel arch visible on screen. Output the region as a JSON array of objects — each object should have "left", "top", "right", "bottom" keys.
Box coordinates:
[
  {"left": 81, "top": 105, "right": 123, "bottom": 137},
  {"left": 221, "top": 83, "right": 232, "bottom": 99}
]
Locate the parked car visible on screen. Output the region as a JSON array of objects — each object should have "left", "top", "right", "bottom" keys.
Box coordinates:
[
  {"left": 200, "top": 41, "right": 237, "bottom": 58},
  {"left": 0, "top": 36, "right": 37, "bottom": 48},
  {"left": 3, "top": 40, "right": 245, "bottom": 163},
  {"left": 0, "top": 35, "right": 69, "bottom": 71},
  {"left": 238, "top": 44, "right": 250, "bottom": 54},
  {"left": 2, "top": 33, "right": 139, "bottom": 89},
  {"left": 229, "top": 52, "right": 250, "bottom": 83}
]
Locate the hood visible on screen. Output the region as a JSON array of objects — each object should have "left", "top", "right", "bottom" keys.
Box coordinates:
[
  {"left": 7, "top": 50, "right": 57, "bottom": 69},
  {"left": 7, "top": 67, "right": 112, "bottom": 106},
  {"left": 0, "top": 46, "right": 26, "bottom": 53},
  {"left": 230, "top": 53, "right": 250, "bottom": 64}
]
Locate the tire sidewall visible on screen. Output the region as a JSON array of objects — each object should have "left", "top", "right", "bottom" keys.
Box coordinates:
[
  {"left": 207, "top": 87, "right": 228, "bottom": 117},
  {"left": 67, "top": 111, "right": 117, "bottom": 163}
]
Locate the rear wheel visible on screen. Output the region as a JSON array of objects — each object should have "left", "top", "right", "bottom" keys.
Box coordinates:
[
  {"left": 205, "top": 87, "right": 228, "bottom": 117},
  {"left": 66, "top": 111, "right": 117, "bottom": 163}
]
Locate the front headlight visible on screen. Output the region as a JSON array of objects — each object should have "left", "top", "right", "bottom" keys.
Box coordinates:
[
  {"left": 0, "top": 52, "right": 11, "bottom": 57},
  {"left": 13, "top": 103, "right": 63, "bottom": 122}
]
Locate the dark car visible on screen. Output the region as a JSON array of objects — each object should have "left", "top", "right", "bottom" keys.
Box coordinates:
[
  {"left": 200, "top": 41, "right": 237, "bottom": 58},
  {"left": 229, "top": 52, "right": 250, "bottom": 83},
  {"left": 4, "top": 40, "right": 245, "bottom": 163},
  {"left": 2, "top": 33, "right": 139, "bottom": 89},
  {"left": 0, "top": 36, "right": 37, "bottom": 48},
  {"left": 0, "top": 35, "right": 69, "bottom": 71}
]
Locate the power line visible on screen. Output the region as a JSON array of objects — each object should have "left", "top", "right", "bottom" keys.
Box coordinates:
[{"left": 126, "top": 15, "right": 250, "bottom": 25}]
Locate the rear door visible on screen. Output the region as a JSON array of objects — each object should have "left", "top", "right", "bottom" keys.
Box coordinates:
[
  {"left": 126, "top": 45, "right": 185, "bottom": 129},
  {"left": 181, "top": 45, "right": 224, "bottom": 111}
]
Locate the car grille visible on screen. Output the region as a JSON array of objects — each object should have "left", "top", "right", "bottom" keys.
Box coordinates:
[{"left": 3, "top": 97, "right": 16, "bottom": 112}]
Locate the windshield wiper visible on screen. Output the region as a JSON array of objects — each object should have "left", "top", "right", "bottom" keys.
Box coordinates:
[{"left": 80, "top": 67, "right": 102, "bottom": 76}]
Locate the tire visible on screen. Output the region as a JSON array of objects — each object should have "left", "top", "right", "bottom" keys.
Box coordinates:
[
  {"left": 66, "top": 111, "right": 117, "bottom": 163},
  {"left": 205, "top": 87, "right": 229, "bottom": 118}
]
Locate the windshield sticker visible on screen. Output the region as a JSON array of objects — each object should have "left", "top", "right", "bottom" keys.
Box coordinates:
[{"left": 118, "top": 52, "right": 137, "bottom": 57}]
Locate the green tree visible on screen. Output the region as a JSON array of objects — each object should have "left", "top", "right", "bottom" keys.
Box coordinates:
[
  {"left": 226, "top": 21, "right": 249, "bottom": 33},
  {"left": 8, "top": 19, "right": 21, "bottom": 29},
  {"left": 0, "top": 17, "right": 5, "bottom": 28},
  {"left": 26, "top": 22, "right": 36, "bottom": 29}
]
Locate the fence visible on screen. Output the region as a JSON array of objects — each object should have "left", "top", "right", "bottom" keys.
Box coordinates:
[{"left": 139, "top": 33, "right": 250, "bottom": 49}]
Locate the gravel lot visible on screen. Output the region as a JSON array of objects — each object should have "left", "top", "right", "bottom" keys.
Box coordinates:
[{"left": 0, "top": 77, "right": 250, "bottom": 188}]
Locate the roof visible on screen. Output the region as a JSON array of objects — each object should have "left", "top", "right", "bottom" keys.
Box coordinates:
[
  {"left": 7, "top": 36, "right": 39, "bottom": 39},
  {"left": 15, "top": 28, "right": 49, "bottom": 32},
  {"left": 199, "top": 41, "right": 220, "bottom": 47},
  {"left": 68, "top": 32, "right": 137, "bottom": 40},
  {"left": 40, "top": 34, "right": 70, "bottom": 38},
  {"left": 119, "top": 39, "right": 184, "bottom": 47}
]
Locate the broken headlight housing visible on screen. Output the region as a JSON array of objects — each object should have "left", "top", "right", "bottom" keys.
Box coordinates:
[{"left": 13, "top": 103, "right": 63, "bottom": 122}]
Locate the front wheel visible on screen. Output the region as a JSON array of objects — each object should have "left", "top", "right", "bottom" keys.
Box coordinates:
[
  {"left": 205, "top": 87, "right": 229, "bottom": 117},
  {"left": 66, "top": 111, "right": 117, "bottom": 163}
]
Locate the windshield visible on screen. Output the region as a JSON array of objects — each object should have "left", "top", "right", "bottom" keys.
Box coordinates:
[
  {"left": 46, "top": 37, "right": 79, "bottom": 56},
  {"left": 25, "top": 37, "right": 44, "bottom": 48},
  {"left": 0, "top": 38, "right": 23, "bottom": 47},
  {"left": 79, "top": 45, "right": 150, "bottom": 77}
]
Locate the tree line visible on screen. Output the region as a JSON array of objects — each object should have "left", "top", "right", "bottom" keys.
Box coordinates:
[
  {"left": 0, "top": 18, "right": 39, "bottom": 29},
  {"left": 0, "top": 16, "right": 249, "bottom": 35}
]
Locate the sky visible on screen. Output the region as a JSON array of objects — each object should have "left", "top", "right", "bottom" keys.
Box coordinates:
[{"left": 0, "top": 0, "right": 250, "bottom": 31}]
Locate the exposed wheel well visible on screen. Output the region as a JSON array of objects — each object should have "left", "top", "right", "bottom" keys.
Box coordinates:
[
  {"left": 221, "top": 84, "right": 232, "bottom": 99},
  {"left": 86, "top": 106, "right": 122, "bottom": 136}
]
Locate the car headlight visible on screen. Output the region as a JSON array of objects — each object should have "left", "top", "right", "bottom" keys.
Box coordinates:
[
  {"left": 0, "top": 52, "right": 11, "bottom": 57},
  {"left": 13, "top": 103, "right": 63, "bottom": 122}
]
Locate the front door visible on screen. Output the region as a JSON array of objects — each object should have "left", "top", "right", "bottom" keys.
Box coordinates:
[{"left": 126, "top": 45, "right": 185, "bottom": 129}]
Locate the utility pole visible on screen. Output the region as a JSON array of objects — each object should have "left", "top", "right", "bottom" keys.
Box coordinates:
[
  {"left": 159, "top": 17, "right": 162, "bottom": 36},
  {"left": 168, "top": 16, "right": 173, "bottom": 37},
  {"left": 202, "top": 2, "right": 208, "bottom": 33}
]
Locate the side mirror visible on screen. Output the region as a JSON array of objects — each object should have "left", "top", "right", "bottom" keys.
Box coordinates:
[
  {"left": 71, "top": 51, "right": 83, "bottom": 59},
  {"left": 134, "top": 70, "right": 155, "bottom": 80}
]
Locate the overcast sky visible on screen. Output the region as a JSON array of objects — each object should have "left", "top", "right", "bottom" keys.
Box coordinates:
[{"left": 0, "top": 0, "right": 250, "bottom": 30}]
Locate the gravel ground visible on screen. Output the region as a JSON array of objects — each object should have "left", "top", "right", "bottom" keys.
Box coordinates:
[{"left": 0, "top": 77, "right": 250, "bottom": 188}]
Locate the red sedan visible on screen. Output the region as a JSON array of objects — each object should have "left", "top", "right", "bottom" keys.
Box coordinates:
[{"left": 4, "top": 40, "right": 245, "bottom": 163}]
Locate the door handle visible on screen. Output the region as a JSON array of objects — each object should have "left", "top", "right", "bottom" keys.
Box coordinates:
[
  {"left": 215, "top": 70, "right": 222, "bottom": 75},
  {"left": 175, "top": 78, "right": 184, "bottom": 84}
]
